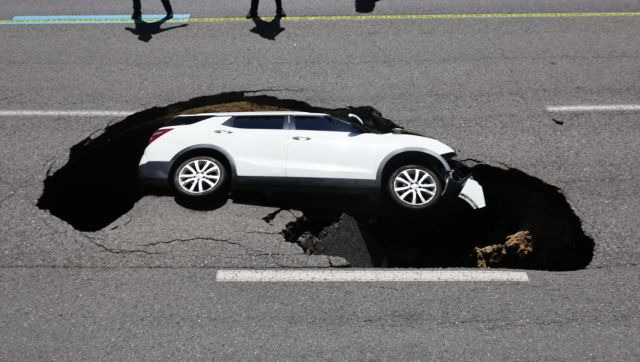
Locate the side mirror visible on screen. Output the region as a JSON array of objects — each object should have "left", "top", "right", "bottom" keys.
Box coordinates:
[{"left": 348, "top": 113, "right": 365, "bottom": 126}]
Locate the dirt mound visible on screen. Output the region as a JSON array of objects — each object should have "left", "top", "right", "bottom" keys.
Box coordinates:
[
  {"left": 182, "top": 101, "right": 290, "bottom": 114},
  {"left": 475, "top": 231, "right": 533, "bottom": 268}
]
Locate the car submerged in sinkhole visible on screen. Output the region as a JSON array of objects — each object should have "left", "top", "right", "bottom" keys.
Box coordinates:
[{"left": 138, "top": 111, "right": 485, "bottom": 210}]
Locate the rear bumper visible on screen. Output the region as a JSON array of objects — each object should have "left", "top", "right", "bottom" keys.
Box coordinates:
[{"left": 137, "top": 161, "right": 171, "bottom": 189}]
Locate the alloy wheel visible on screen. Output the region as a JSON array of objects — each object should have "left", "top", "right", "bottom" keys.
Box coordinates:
[
  {"left": 392, "top": 168, "right": 438, "bottom": 206},
  {"left": 177, "top": 159, "right": 221, "bottom": 194}
]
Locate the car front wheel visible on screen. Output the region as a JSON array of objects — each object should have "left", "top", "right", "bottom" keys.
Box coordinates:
[
  {"left": 173, "top": 156, "right": 227, "bottom": 199},
  {"left": 387, "top": 165, "right": 442, "bottom": 210}
]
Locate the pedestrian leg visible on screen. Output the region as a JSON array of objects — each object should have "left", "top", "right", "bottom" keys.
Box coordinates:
[
  {"left": 247, "top": 0, "right": 259, "bottom": 18},
  {"left": 161, "top": 0, "right": 174, "bottom": 18},
  {"left": 132, "top": 0, "right": 142, "bottom": 19},
  {"left": 275, "top": 0, "right": 286, "bottom": 17}
]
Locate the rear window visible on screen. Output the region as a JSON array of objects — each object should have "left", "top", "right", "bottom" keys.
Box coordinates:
[{"left": 224, "top": 116, "right": 286, "bottom": 130}]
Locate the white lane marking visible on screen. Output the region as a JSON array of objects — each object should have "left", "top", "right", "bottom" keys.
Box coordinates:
[
  {"left": 0, "top": 110, "right": 132, "bottom": 117},
  {"left": 547, "top": 105, "right": 640, "bottom": 112},
  {"left": 216, "top": 269, "right": 530, "bottom": 282}
]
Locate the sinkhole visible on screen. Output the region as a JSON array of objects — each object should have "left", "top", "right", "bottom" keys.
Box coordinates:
[{"left": 37, "top": 91, "right": 594, "bottom": 270}]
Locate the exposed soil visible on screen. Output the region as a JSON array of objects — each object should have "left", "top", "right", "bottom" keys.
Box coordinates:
[
  {"left": 37, "top": 91, "right": 594, "bottom": 270},
  {"left": 475, "top": 231, "right": 533, "bottom": 268}
]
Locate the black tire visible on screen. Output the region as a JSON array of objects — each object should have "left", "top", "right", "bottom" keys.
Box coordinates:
[
  {"left": 387, "top": 164, "right": 443, "bottom": 210},
  {"left": 172, "top": 156, "right": 228, "bottom": 200}
]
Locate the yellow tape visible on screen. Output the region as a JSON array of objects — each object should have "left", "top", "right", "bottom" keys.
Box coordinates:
[{"left": 191, "top": 12, "right": 640, "bottom": 22}]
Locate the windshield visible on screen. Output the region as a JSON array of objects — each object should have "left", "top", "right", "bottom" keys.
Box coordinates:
[{"left": 329, "top": 115, "right": 376, "bottom": 133}]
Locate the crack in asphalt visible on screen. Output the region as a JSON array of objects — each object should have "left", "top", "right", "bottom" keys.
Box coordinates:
[
  {"left": 261, "top": 208, "right": 297, "bottom": 223},
  {"left": 137, "top": 236, "right": 232, "bottom": 247},
  {"left": 80, "top": 233, "right": 163, "bottom": 255},
  {"left": 457, "top": 158, "right": 484, "bottom": 164},
  {"left": 136, "top": 236, "right": 290, "bottom": 264},
  {"left": 245, "top": 231, "right": 283, "bottom": 235},
  {"left": 43, "top": 155, "right": 58, "bottom": 177},
  {"left": 108, "top": 218, "right": 132, "bottom": 230},
  {"left": 242, "top": 88, "right": 301, "bottom": 94}
]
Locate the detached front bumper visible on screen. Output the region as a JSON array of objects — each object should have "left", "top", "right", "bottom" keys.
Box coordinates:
[{"left": 444, "top": 169, "right": 486, "bottom": 209}]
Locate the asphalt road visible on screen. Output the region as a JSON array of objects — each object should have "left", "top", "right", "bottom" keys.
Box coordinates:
[{"left": 1, "top": 0, "right": 639, "bottom": 360}]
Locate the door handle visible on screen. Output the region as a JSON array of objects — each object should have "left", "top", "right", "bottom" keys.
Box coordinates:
[
  {"left": 292, "top": 136, "right": 311, "bottom": 141},
  {"left": 214, "top": 130, "right": 233, "bottom": 134}
]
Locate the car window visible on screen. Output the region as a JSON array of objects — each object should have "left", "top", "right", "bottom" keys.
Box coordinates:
[
  {"left": 226, "top": 116, "right": 285, "bottom": 130},
  {"left": 294, "top": 116, "right": 360, "bottom": 133}
]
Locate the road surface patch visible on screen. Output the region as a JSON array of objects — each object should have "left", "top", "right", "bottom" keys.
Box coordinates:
[
  {"left": 215, "top": 269, "right": 530, "bottom": 282},
  {"left": 1, "top": 12, "right": 638, "bottom": 25}
]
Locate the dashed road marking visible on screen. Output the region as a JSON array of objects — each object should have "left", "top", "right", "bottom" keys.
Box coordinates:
[
  {"left": 547, "top": 105, "right": 640, "bottom": 112},
  {"left": 215, "top": 269, "right": 530, "bottom": 282},
  {"left": 0, "top": 110, "right": 133, "bottom": 117},
  {"left": 1, "top": 11, "right": 639, "bottom": 25}
]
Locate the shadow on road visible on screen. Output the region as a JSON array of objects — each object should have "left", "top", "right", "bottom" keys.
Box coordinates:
[
  {"left": 125, "top": 18, "right": 188, "bottom": 42},
  {"left": 250, "top": 16, "right": 285, "bottom": 40},
  {"left": 355, "top": 0, "right": 381, "bottom": 13}
]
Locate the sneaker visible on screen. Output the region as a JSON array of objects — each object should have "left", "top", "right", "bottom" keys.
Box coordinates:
[
  {"left": 276, "top": 10, "right": 287, "bottom": 17},
  {"left": 246, "top": 11, "right": 257, "bottom": 19}
]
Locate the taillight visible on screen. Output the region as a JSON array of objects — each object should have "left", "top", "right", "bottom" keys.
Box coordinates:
[{"left": 148, "top": 128, "right": 173, "bottom": 144}]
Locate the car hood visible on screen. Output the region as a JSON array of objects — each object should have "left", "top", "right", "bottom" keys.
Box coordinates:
[{"left": 385, "top": 133, "right": 455, "bottom": 155}]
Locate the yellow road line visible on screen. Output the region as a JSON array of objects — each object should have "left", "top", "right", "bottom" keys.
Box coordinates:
[
  {"left": 191, "top": 12, "right": 640, "bottom": 22},
  {"left": 1, "top": 12, "right": 639, "bottom": 24}
]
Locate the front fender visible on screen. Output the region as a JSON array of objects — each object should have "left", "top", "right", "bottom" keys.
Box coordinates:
[{"left": 375, "top": 148, "right": 453, "bottom": 187}]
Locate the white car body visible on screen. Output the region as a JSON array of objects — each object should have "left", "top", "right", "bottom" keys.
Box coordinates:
[{"left": 138, "top": 111, "right": 485, "bottom": 209}]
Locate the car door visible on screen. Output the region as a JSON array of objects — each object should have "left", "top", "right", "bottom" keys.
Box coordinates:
[
  {"left": 217, "top": 115, "right": 289, "bottom": 177},
  {"left": 287, "top": 115, "right": 378, "bottom": 179}
]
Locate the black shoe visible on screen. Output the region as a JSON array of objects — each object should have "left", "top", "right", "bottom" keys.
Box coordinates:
[
  {"left": 165, "top": 12, "right": 173, "bottom": 19},
  {"left": 246, "top": 11, "right": 257, "bottom": 19},
  {"left": 132, "top": 12, "right": 141, "bottom": 20},
  {"left": 276, "top": 10, "right": 287, "bottom": 17}
]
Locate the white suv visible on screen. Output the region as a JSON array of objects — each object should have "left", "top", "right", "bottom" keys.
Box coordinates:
[{"left": 138, "top": 111, "right": 485, "bottom": 210}]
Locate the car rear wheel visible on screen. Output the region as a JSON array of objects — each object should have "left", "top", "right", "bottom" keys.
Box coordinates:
[
  {"left": 173, "top": 156, "right": 227, "bottom": 199},
  {"left": 387, "top": 164, "right": 442, "bottom": 210}
]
